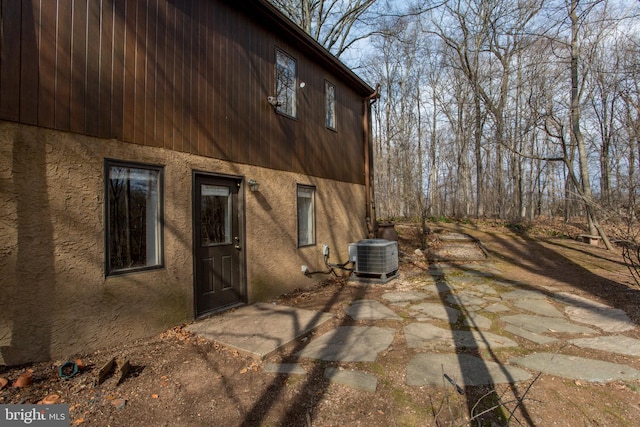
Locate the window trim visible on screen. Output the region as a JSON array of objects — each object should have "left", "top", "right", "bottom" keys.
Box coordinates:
[
  {"left": 275, "top": 47, "right": 298, "bottom": 119},
  {"left": 325, "top": 80, "right": 336, "bottom": 130},
  {"left": 104, "top": 159, "right": 165, "bottom": 277},
  {"left": 296, "top": 184, "right": 316, "bottom": 248}
]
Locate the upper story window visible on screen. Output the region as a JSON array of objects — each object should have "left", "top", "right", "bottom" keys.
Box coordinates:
[
  {"left": 275, "top": 48, "right": 297, "bottom": 118},
  {"left": 105, "top": 160, "right": 163, "bottom": 276},
  {"left": 325, "top": 81, "right": 336, "bottom": 130}
]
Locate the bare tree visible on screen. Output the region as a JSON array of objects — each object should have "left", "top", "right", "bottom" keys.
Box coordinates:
[
  {"left": 430, "top": 0, "right": 544, "bottom": 219},
  {"left": 270, "top": 0, "right": 379, "bottom": 57},
  {"left": 534, "top": 0, "right": 621, "bottom": 248},
  {"left": 618, "top": 35, "right": 640, "bottom": 232},
  {"left": 295, "top": 0, "right": 640, "bottom": 232}
]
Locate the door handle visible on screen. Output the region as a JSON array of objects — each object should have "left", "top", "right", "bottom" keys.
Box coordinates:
[{"left": 234, "top": 236, "right": 241, "bottom": 250}]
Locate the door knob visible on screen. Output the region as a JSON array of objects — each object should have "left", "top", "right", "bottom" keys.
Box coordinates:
[{"left": 234, "top": 236, "right": 241, "bottom": 250}]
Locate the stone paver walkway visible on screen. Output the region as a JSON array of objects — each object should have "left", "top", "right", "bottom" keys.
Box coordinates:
[
  {"left": 295, "top": 326, "right": 395, "bottom": 362},
  {"left": 290, "top": 232, "right": 639, "bottom": 391},
  {"left": 407, "top": 353, "right": 532, "bottom": 387},
  {"left": 190, "top": 231, "right": 639, "bottom": 394}
]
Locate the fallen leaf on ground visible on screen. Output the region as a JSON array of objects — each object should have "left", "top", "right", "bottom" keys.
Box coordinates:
[
  {"left": 111, "top": 398, "right": 127, "bottom": 409},
  {"left": 38, "top": 394, "right": 60, "bottom": 405},
  {"left": 13, "top": 372, "right": 33, "bottom": 388}
]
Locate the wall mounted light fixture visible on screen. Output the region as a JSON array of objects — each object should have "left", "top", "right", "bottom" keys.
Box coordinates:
[
  {"left": 267, "top": 96, "right": 282, "bottom": 108},
  {"left": 248, "top": 179, "right": 260, "bottom": 192}
]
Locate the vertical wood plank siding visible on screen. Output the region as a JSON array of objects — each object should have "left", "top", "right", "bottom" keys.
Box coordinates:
[
  {"left": 0, "top": 0, "right": 366, "bottom": 184},
  {"left": 0, "top": 1, "right": 21, "bottom": 120}
]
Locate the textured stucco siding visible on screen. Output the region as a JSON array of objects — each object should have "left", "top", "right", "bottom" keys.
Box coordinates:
[{"left": 0, "top": 122, "right": 367, "bottom": 365}]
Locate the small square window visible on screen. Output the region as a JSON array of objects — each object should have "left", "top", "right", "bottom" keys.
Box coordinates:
[
  {"left": 325, "top": 81, "right": 336, "bottom": 129},
  {"left": 105, "top": 160, "right": 163, "bottom": 275},
  {"left": 275, "top": 48, "right": 298, "bottom": 118},
  {"left": 297, "top": 185, "right": 315, "bottom": 247}
]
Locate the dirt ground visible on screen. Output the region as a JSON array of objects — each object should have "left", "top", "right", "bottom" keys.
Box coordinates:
[{"left": 2, "top": 219, "right": 640, "bottom": 426}]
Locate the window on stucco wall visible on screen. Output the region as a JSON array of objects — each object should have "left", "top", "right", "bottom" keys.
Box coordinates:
[
  {"left": 105, "top": 160, "right": 164, "bottom": 276},
  {"left": 297, "top": 185, "right": 316, "bottom": 247}
]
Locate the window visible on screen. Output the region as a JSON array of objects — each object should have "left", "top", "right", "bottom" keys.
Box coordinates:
[
  {"left": 275, "top": 48, "right": 297, "bottom": 117},
  {"left": 200, "top": 185, "right": 231, "bottom": 246},
  {"left": 325, "top": 81, "right": 336, "bottom": 129},
  {"left": 297, "top": 185, "right": 315, "bottom": 247},
  {"left": 105, "top": 160, "right": 163, "bottom": 275}
]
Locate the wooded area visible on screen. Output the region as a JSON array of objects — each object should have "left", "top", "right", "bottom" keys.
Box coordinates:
[{"left": 271, "top": 0, "right": 640, "bottom": 242}]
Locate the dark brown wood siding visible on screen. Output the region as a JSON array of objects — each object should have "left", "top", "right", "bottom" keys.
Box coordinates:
[{"left": 0, "top": 0, "right": 369, "bottom": 184}]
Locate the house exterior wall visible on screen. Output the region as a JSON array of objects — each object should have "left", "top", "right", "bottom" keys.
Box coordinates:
[
  {"left": 0, "top": 1, "right": 375, "bottom": 365},
  {"left": 0, "top": 0, "right": 370, "bottom": 184},
  {"left": 0, "top": 121, "right": 367, "bottom": 365}
]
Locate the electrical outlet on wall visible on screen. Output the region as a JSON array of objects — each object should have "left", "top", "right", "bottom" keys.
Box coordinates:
[{"left": 322, "top": 244, "right": 329, "bottom": 257}]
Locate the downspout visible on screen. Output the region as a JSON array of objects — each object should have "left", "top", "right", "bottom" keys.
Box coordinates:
[{"left": 364, "top": 84, "right": 381, "bottom": 238}]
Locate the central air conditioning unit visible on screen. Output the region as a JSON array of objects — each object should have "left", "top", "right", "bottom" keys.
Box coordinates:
[{"left": 348, "top": 239, "right": 399, "bottom": 282}]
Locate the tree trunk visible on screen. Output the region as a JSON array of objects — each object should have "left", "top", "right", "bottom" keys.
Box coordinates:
[
  {"left": 569, "top": 0, "right": 612, "bottom": 249},
  {"left": 428, "top": 86, "right": 438, "bottom": 217},
  {"left": 474, "top": 90, "right": 484, "bottom": 217}
]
